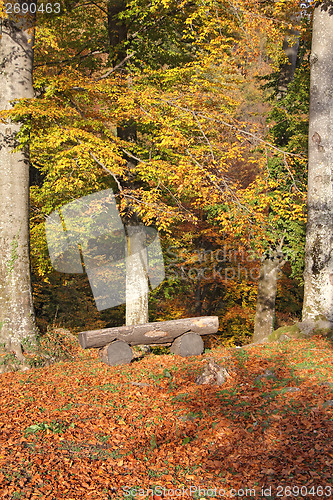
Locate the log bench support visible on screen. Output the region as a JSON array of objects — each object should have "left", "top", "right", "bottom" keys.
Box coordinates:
[
  {"left": 99, "top": 340, "right": 133, "bottom": 366},
  {"left": 170, "top": 332, "right": 204, "bottom": 358},
  {"left": 78, "top": 316, "right": 218, "bottom": 366}
]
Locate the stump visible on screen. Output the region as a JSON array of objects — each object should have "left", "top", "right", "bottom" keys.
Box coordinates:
[
  {"left": 170, "top": 332, "right": 204, "bottom": 357},
  {"left": 99, "top": 340, "right": 133, "bottom": 366}
]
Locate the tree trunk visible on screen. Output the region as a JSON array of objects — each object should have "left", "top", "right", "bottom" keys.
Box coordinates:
[
  {"left": 125, "top": 225, "right": 149, "bottom": 325},
  {"left": 253, "top": 15, "right": 302, "bottom": 341},
  {"left": 107, "top": 1, "right": 148, "bottom": 326},
  {"left": 107, "top": 0, "right": 127, "bottom": 67},
  {"left": 277, "top": 28, "right": 300, "bottom": 97},
  {"left": 0, "top": 3, "right": 38, "bottom": 356},
  {"left": 253, "top": 250, "right": 285, "bottom": 343},
  {"left": 302, "top": 3, "right": 333, "bottom": 325}
]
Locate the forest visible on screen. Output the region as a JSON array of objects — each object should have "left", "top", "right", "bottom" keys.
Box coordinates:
[{"left": 0, "top": 0, "right": 333, "bottom": 498}]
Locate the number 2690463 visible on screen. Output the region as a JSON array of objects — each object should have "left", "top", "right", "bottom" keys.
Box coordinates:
[{"left": 5, "top": 3, "right": 61, "bottom": 14}]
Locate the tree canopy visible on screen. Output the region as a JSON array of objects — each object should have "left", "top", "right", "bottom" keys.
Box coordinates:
[{"left": 0, "top": 0, "right": 319, "bottom": 346}]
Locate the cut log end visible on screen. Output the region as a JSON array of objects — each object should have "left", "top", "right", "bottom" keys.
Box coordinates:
[
  {"left": 170, "top": 332, "right": 204, "bottom": 357},
  {"left": 99, "top": 340, "right": 133, "bottom": 366}
]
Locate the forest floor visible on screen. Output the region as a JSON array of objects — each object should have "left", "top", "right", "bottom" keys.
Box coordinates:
[{"left": 0, "top": 335, "right": 332, "bottom": 500}]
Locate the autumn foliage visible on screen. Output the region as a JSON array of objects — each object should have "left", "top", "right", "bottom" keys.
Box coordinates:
[{"left": 0, "top": 334, "right": 332, "bottom": 498}]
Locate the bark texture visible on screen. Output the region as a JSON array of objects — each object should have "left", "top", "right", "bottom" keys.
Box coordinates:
[
  {"left": 302, "top": 4, "right": 333, "bottom": 324},
  {"left": 78, "top": 316, "right": 219, "bottom": 349},
  {"left": 0, "top": 4, "right": 38, "bottom": 352}
]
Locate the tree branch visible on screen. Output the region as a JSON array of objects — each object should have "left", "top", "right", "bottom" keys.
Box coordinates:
[{"left": 94, "top": 53, "right": 135, "bottom": 81}]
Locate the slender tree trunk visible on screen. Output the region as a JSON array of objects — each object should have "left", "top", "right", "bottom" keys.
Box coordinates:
[
  {"left": 0, "top": 3, "right": 38, "bottom": 357},
  {"left": 302, "top": 3, "right": 333, "bottom": 325},
  {"left": 107, "top": 0, "right": 127, "bottom": 66},
  {"left": 107, "top": 1, "right": 149, "bottom": 326},
  {"left": 125, "top": 225, "right": 149, "bottom": 325},
  {"left": 277, "top": 28, "right": 300, "bottom": 97},
  {"left": 253, "top": 250, "right": 285, "bottom": 342}
]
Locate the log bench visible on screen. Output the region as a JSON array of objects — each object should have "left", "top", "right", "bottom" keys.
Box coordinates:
[{"left": 78, "top": 316, "right": 219, "bottom": 366}]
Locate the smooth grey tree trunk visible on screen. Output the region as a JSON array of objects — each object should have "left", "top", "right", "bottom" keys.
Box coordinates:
[
  {"left": 125, "top": 225, "right": 149, "bottom": 325},
  {"left": 0, "top": 4, "right": 38, "bottom": 357},
  {"left": 302, "top": 3, "right": 333, "bottom": 325},
  {"left": 253, "top": 250, "right": 285, "bottom": 342}
]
